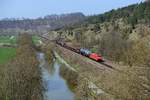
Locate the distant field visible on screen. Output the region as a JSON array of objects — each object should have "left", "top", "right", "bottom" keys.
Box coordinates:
[
  {"left": 0, "top": 48, "right": 16, "bottom": 64},
  {"left": 32, "top": 35, "right": 41, "bottom": 44},
  {"left": 0, "top": 36, "right": 17, "bottom": 44},
  {"left": 0, "top": 35, "right": 41, "bottom": 45},
  {"left": 0, "top": 35, "right": 40, "bottom": 64}
]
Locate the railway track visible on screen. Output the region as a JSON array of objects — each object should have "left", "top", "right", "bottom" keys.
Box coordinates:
[
  {"left": 39, "top": 35, "right": 122, "bottom": 72},
  {"left": 57, "top": 43, "right": 126, "bottom": 74}
]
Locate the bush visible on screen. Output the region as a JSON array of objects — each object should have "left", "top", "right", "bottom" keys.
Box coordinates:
[
  {"left": 0, "top": 33, "right": 42, "bottom": 100},
  {"left": 99, "top": 31, "right": 125, "bottom": 62}
]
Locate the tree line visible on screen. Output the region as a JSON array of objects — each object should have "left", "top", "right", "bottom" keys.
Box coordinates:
[
  {"left": 87, "top": 2, "right": 150, "bottom": 27},
  {"left": 0, "top": 13, "right": 85, "bottom": 31}
]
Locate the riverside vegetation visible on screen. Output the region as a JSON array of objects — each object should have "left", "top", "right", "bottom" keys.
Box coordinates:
[{"left": 0, "top": 34, "right": 42, "bottom": 100}]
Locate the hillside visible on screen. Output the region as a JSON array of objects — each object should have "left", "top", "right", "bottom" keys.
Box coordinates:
[
  {"left": 57, "top": 2, "right": 150, "bottom": 62},
  {"left": 86, "top": 2, "right": 150, "bottom": 26},
  {"left": 47, "top": 2, "right": 150, "bottom": 99},
  {"left": 0, "top": 12, "right": 85, "bottom": 35}
]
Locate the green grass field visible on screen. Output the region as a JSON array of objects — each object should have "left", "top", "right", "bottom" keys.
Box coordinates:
[
  {"left": 0, "top": 35, "right": 41, "bottom": 45},
  {"left": 0, "top": 36, "right": 17, "bottom": 44},
  {"left": 0, "top": 48, "right": 16, "bottom": 64},
  {"left": 32, "top": 35, "right": 41, "bottom": 44},
  {"left": 0, "top": 35, "right": 40, "bottom": 64}
]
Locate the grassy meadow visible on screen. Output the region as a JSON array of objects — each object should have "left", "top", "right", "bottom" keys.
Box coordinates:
[
  {"left": 0, "top": 35, "right": 40, "bottom": 64},
  {"left": 0, "top": 48, "right": 16, "bottom": 64},
  {"left": 32, "top": 35, "right": 41, "bottom": 44},
  {"left": 0, "top": 36, "right": 17, "bottom": 64},
  {"left": 0, "top": 36, "right": 17, "bottom": 44}
]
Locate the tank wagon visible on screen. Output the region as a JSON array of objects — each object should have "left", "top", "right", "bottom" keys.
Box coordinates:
[{"left": 79, "top": 48, "right": 92, "bottom": 56}]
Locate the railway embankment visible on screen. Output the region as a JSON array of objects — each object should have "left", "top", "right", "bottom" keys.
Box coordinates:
[
  {"left": 54, "top": 44, "right": 150, "bottom": 100},
  {"left": 53, "top": 45, "right": 116, "bottom": 100}
]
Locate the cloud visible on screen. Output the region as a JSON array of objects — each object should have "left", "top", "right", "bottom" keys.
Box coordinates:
[{"left": 145, "top": 0, "right": 150, "bottom": 2}]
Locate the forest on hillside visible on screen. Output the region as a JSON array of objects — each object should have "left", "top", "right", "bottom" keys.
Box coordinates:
[
  {"left": 0, "top": 13, "right": 85, "bottom": 35},
  {"left": 87, "top": 2, "right": 150, "bottom": 27},
  {"left": 56, "top": 2, "right": 150, "bottom": 94},
  {"left": 60, "top": 2, "right": 150, "bottom": 65}
]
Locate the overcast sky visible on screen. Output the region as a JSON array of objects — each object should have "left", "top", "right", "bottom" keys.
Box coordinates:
[{"left": 0, "top": 0, "right": 143, "bottom": 19}]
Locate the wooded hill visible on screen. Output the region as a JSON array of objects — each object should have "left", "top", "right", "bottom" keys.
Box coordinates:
[
  {"left": 55, "top": 0, "right": 150, "bottom": 79},
  {"left": 0, "top": 12, "right": 85, "bottom": 32},
  {"left": 86, "top": 1, "right": 150, "bottom": 27},
  {"left": 54, "top": 2, "right": 150, "bottom": 99}
]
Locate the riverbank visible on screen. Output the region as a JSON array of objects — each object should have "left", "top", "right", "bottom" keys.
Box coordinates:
[
  {"left": 37, "top": 52, "right": 75, "bottom": 100},
  {"left": 53, "top": 50, "right": 115, "bottom": 100},
  {"left": 0, "top": 34, "right": 42, "bottom": 100}
]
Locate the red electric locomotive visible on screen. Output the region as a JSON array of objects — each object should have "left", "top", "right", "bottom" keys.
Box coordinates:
[
  {"left": 89, "top": 53, "right": 103, "bottom": 62},
  {"left": 79, "top": 48, "right": 103, "bottom": 62}
]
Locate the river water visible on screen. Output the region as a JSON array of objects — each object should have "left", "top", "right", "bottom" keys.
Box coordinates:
[{"left": 37, "top": 53, "right": 75, "bottom": 100}]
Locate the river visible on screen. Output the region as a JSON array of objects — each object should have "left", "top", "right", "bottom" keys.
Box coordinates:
[{"left": 37, "top": 53, "right": 75, "bottom": 100}]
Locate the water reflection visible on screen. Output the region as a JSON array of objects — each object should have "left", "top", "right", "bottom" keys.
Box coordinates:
[{"left": 37, "top": 53, "right": 75, "bottom": 100}]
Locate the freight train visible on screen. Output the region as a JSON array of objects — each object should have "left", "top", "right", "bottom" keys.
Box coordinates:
[
  {"left": 56, "top": 41, "right": 103, "bottom": 62},
  {"left": 79, "top": 48, "right": 103, "bottom": 62}
]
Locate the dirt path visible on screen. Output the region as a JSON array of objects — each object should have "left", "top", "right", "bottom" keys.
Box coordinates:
[{"left": 0, "top": 43, "right": 17, "bottom": 48}]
